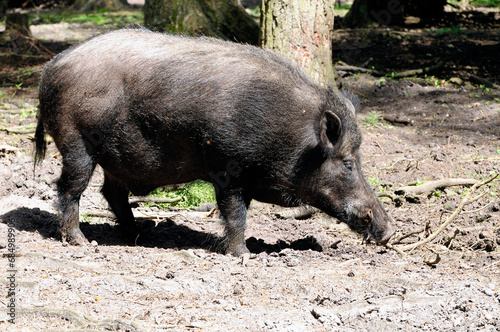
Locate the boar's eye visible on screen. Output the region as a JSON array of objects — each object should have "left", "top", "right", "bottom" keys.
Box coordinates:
[{"left": 343, "top": 160, "right": 353, "bottom": 172}]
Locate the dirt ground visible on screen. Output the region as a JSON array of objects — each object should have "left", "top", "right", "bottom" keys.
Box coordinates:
[{"left": 1, "top": 7, "right": 500, "bottom": 332}]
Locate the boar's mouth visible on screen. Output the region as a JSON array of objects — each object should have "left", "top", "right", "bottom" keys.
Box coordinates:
[{"left": 338, "top": 207, "right": 394, "bottom": 245}]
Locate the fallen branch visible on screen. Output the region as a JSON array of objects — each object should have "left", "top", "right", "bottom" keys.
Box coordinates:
[
  {"left": 460, "top": 73, "right": 500, "bottom": 90},
  {"left": 391, "top": 61, "right": 444, "bottom": 78},
  {"left": 275, "top": 206, "right": 319, "bottom": 219},
  {"left": 334, "top": 61, "right": 443, "bottom": 78},
  {"left": 395, "top": 178, "right": 479, "bottom": 196},
  {"left": 80, "top": 209, "right": 210, "bottom": 220},
  {"left": 396, "top": 173, "right": 498, "bottom": 252},
  {"left": 129, "top": 196, "right": 182, "bottom": 204},
  {"left": 382, "top": 115, "right": 414, "bottom": 126},
  {"left": 334, "top": 64, "right": 384, "bottom": 76}
]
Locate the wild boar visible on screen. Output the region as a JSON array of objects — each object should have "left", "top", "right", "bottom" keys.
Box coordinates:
[{"left": 35, "top": 29, "right": 394, "bottom": 256}]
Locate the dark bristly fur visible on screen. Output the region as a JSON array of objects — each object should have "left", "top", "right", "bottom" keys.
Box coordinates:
[{"left": 35, "top": 29, "right": 394, "bottom": 255}]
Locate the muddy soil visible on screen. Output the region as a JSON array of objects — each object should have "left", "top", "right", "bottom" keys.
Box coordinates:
[{"left": 1, "top": 8, "right": 499, "bottom": 331}]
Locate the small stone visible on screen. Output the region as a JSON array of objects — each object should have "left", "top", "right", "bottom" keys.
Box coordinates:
[{"left": 233, "top": 282, "right": 245, "bottom": 295}]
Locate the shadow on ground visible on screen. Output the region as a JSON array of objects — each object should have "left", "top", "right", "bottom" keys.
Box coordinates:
[{"left": 1, "top": 207, "right": 324, "bottom": 254}]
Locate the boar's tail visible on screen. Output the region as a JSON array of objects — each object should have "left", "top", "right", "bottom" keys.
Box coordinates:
[{"left": 34, "top": 116, "right": 46, "bottom": 165}]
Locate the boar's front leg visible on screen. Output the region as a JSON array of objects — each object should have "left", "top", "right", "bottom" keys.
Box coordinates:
[{"left": 217, "top": 188, "right": 251, "bottom": 257}]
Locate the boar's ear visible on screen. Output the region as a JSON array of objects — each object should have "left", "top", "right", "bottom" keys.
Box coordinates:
[
  {"left": 339, "top": 90, "right": 360, "bottom": 115},
  {"left": 320, "top": 110, "right": 342, "bottom": 150}
]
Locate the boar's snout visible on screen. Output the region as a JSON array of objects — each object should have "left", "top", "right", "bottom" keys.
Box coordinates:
[{"left": 375, "top": 223, "right": 395, "bottom": 245}]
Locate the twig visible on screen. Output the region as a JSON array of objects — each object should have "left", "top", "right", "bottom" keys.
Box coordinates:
[
  {"left": 0, "top": 127, "right": 36, "bottom": 134},
  {"left": 463, "top": 200, "right": 495, "bottom": 214},
  {"left": 482, "top": 260, "right": 500, "bottom": 270},
  {"left": 374, "top": 141, "right": 387, "bottom": 155},
  {"left": 395, "top": 178, "right": 479, "bottom": 196},
  {"left": 8, "top": 29, "right": 54, "bottom": 56},
  {"left": 390, "top": 226, "right": 426, "bottom": 245},
  {"left": 397, "top": 173, "right": 498, "bottom": 252},
  {"left": 447, "top": 228, "right": 460, "bottom": 249},
  {"left": 385, "top": 243, "right": 405, "bottom": 257},
  {"left": 468, "top": 191, "right": 488, "bottom": 204}
]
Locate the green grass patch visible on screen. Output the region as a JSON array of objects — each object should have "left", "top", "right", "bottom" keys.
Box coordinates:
[
  {"left": 429, "top": 25, "right": 464, "bottom": 37},
  {"left": 334, "top": 2, "right": 351, "bottom": 16},
  {"left": 363, "top": 110, "right": 381, "bottom": 127},
  {"left": 146, "top": 180, "right": 216, "bottom": 209},
  {"left": 470, "top": 0, "right": 500, "bottom": 8},
  {"left": 31, "top": 9, "right": 143, "bottom": 27}
]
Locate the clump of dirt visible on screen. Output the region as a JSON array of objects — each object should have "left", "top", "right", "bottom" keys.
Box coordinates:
[{"left": 1, "top": 9, "right": 499, "bottom": 331}]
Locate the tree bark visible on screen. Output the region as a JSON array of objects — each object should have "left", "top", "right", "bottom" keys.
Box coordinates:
[
  {"left": 260, "top": 0, "right": 335, "bottom": 87},
  {"left": 143, "top": 0, "right": 259, "bottom": 45}
]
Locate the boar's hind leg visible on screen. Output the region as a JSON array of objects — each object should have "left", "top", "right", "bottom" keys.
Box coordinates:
[
  {"left": 57, "top": 144, "right": 96, "bottom": 246},
  {"left": 217, "top": 189, "right": 251, "bottom": 257},
  {"left": 101, "top": 174, "right": 138, "bottom": 239}
]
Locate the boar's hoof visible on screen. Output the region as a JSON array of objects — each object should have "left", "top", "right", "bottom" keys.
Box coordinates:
[
  {"left": 61, "top": 228, "right": 89, "bottom": 246},
  {"left": 227, "top": 242, "right": 250, "bottom": 257}
]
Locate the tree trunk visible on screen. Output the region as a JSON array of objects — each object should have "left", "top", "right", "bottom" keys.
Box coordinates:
[
  {"left": 342, "top": 0, "right": 371, "bottom": 28},
  {"left": 143, "top": 0, "right": 259, "bottom": 45},
  {"left": 260, "top": 0, "right": 335, "bottom": 87},
  {"left": 0, "top": 0, "right": 7, "bottom": 21},
  {"left": 72, "top": 0, "right": 128, "bottom": 12},
  {"left": 343, "top": 0, "right": 446, "bottom": 28},
  {"left": 5, "top": 12, "right": 32, "bottom": 53}
]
